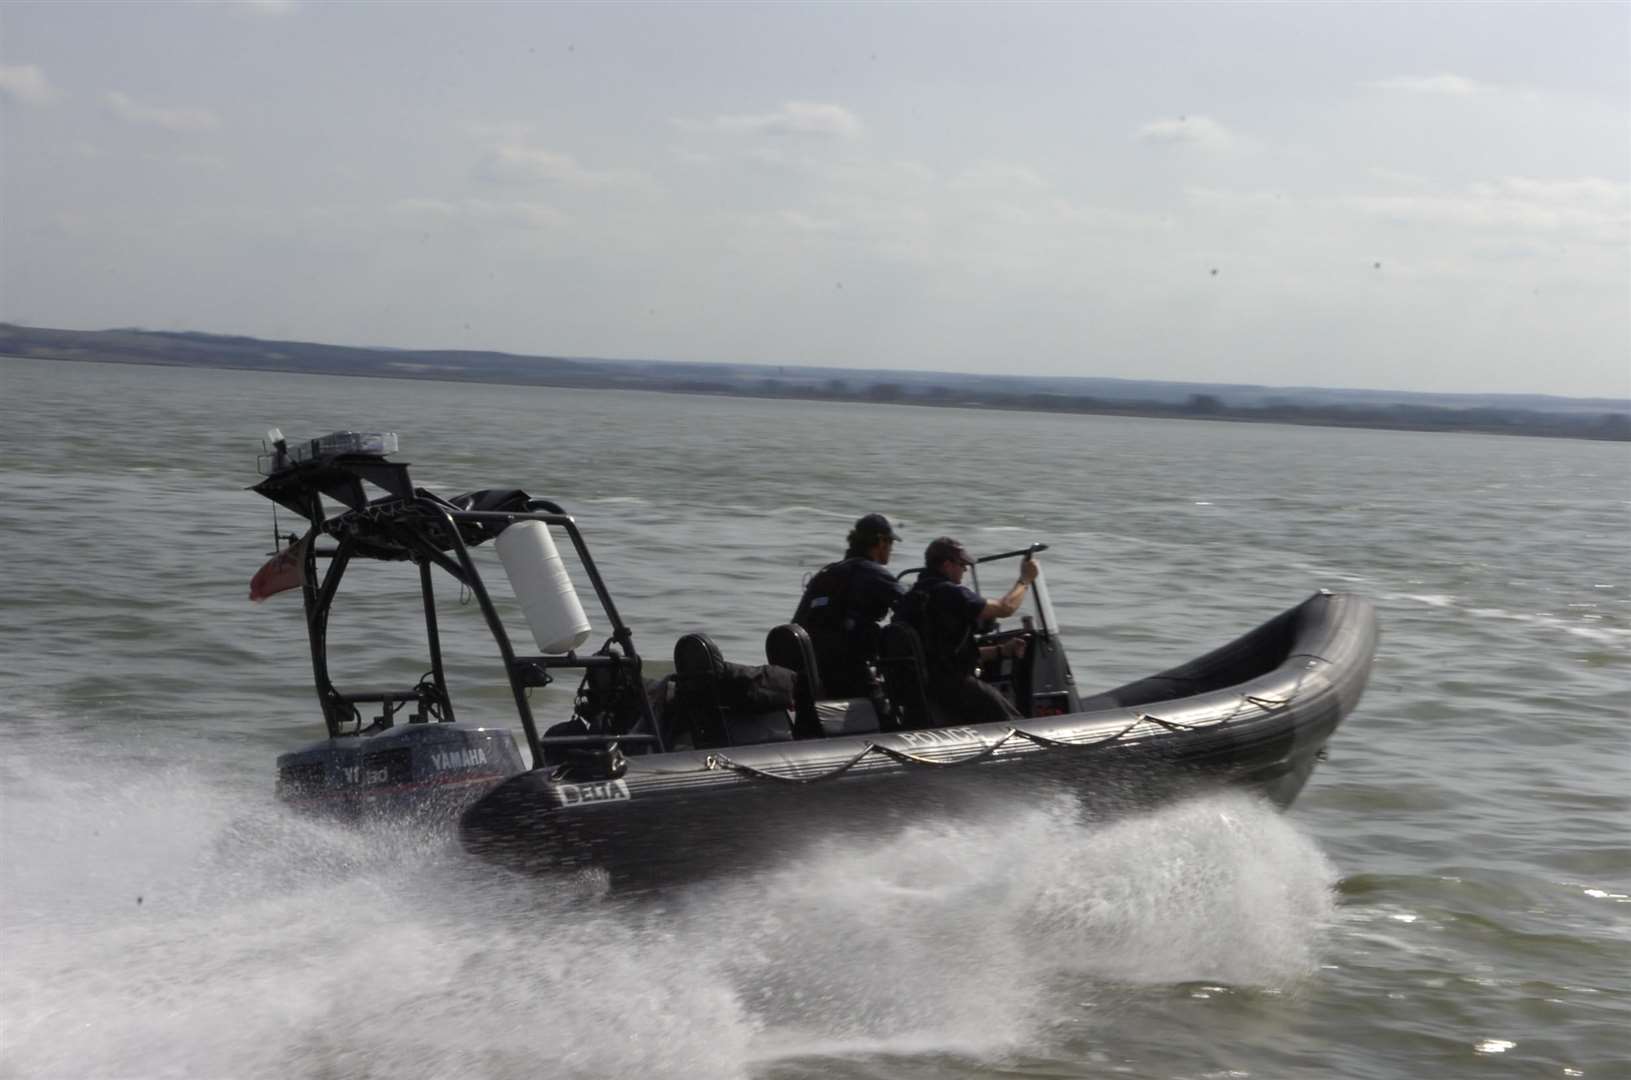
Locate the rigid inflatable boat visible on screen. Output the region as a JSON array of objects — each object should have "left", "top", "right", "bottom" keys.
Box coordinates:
[{"left": 257, "top": 431, "right": 1377, "bottom": 884}]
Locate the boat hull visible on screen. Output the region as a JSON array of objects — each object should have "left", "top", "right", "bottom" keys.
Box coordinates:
[{"left": 459, "top": 592, "right": 1377, "bottom": 884}]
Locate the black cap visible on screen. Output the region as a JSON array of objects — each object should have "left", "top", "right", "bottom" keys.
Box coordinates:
[
  {"left": 854, "top": 513, "right": 902, "bottom": 542},
  {"left": 924, "top": 536, "right": 973, "bottom": 569}
]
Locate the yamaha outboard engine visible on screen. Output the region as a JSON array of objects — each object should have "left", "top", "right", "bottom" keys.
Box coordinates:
[{"left": 277, "top": 723, "right": 525, "bottom": 820}]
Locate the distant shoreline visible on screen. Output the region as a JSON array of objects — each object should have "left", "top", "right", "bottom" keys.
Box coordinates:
[{"left": 4, "top": 323, "right": 1627, "bottom": 443}]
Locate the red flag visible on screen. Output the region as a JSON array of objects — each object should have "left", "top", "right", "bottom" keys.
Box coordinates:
[{"left": 249, "top": 535, "right": 308, "bottom": 602}]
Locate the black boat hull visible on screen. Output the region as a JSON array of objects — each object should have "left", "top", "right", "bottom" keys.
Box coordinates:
[{"left": 459, "top": 592, "right": 1376, "bottom": 883}]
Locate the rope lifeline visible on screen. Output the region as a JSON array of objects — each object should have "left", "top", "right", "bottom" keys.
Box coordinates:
[
  {"left": 634, "top": 655, "right": 1331, "bottom": 787},
  {"left": 701, "top": 718, "right": 1145, "bottom": 786}
]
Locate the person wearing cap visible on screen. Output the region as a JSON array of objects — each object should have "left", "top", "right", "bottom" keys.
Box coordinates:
[
  {"left": 893, "top": 536, "right": 1039, "bottom": 725},
  {"left": 792, "top": 513, "right": 908, "bottom": 699}
]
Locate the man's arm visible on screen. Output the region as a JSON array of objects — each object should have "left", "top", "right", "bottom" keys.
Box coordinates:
[{"left": 978, "top": 557, "right": 1040, "bottom": 621}]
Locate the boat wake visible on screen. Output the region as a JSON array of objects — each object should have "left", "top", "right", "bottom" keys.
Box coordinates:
[{"left": 0, "top": 744, "right": 1337, "bottom": 1079}]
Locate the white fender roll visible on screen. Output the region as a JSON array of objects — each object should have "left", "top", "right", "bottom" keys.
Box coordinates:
[{"left": 494, "top": 521, "right": 592, "bottom": 654}]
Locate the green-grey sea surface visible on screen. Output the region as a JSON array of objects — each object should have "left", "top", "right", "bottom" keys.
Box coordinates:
[{"left": 1, "top": 356, "right": 1627, "bottom": 1079}]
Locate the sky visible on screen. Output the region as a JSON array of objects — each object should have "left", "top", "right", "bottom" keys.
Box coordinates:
[{"left": 1, "top": 2, "right": 1627, "bottom": 397}]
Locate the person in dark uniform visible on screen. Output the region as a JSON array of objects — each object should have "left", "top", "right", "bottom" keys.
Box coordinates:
[
  {"left": 793, "top": 513, "right": 908, "bottom": 699},
  {"left": 894, "top": 536, "right": 1037, "bottom": 725}
]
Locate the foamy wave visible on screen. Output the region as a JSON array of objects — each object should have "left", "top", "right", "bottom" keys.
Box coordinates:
[
  {"left": 760, "top": 504, "right": 860, "bottom": 520},
  {"left": 1382, "top": 592, "right": 1631, "bottom": 647},
  {"left": 1466, "top": 608, "right": 1631, "bottom": 645},
  {"left": 0, "top": 746, "right": 1337, "bottom": 1079},
  {"left": 703, "top": 791, "right": 1335, "bottom": 1062},
  {"left": 1293, "top": 563, "right": 1370, "bottom": 585},
  {"left": 1391, "top": 592, "right": 1459, "bottom": 608}
]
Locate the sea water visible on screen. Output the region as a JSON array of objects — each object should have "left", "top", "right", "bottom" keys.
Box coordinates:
[{"left": 1, "top": 356, "right": 1627, "bottom": 1078}]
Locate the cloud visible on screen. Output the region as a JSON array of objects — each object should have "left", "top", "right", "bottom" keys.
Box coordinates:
[
  {"left": 479, "top": 144, "right": 657, "bottom": 192},
  {"left": 1340, "top": 181, "right": 1628, "bottom": 239},
  {"left": 390, "top": 198, "right": 569, "bottom": 230},
  {"left": 669, "top": 146, "right": 715, "bottom": 168},
  {"left": 198, "top": 0, "right": 299, "bottom": 13},
  {"left": 467, "top": 121, "right": 534, "bottom": 141},
  {"left": 725, "top": 152, "right": 1159, "bottom": 278},
  {"left": 1190, "top": 176, "right": 1629, "bottom": 241},
  {"left": 51, "top": 211, "right": 93, "bottom": 236},
  {"left": 1136, "top": 115, "right": 1234, "bottom": 149},
  {"left": 150, "top": 151, "right": 229, "bottom": 171},
  {"left": 1366, "top": 167, "right": 1433, "bottom": 189},
  {"left": 950, "top": 161, "right": 1049, "bottom": 193},
  {"left": 1479, "top": 176, "right": 1628, "bottom": 209},
  {"left": 106, "top": 91, "right": 220, "bottom": 132},
  {"left": 1367, "top": 74, "right": 1491, "bottom": 96},
  {"left": 0, "top": 64, "right": 61, "bottom": 106},
  {"left": 777, "top": 210, "right": 841, "bottom": 233},
  {"left": 710, "top": 102, "right": 863, "bottom": 139}
]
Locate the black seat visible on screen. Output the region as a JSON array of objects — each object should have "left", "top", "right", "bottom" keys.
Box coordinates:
[
  {"left": 765, "top": 624, "right": 827, "bottom": 739},
  {"left": 879, "top": 622, "right": 936, "bottom": 730},
  {"left": 673, "top": 632, "right": 731, "bottom": 749},
  {"left": 673, "top": 633, "right": 799, "bottom": 749},
  {"left": 766, "top": 624, "right": 885, "bottom": 737},
  {"left": 766, "top": 622, "right": 822, "bottom": 695}
]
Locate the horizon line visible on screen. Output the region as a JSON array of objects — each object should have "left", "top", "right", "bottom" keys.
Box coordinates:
[{"left": 3, "top": 319, "right": 1628, "bottom": 407}]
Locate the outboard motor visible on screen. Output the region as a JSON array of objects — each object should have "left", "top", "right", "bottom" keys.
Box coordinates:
[{"left": 277, "top": 723, "right": 525, "bottom": 819}]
